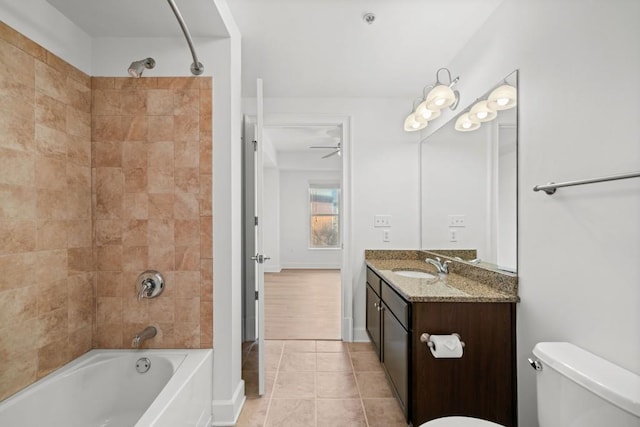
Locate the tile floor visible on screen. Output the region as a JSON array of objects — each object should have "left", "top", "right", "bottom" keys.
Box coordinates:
[{"left": 238, "top": 340, "right": 407, "bottom": 427}]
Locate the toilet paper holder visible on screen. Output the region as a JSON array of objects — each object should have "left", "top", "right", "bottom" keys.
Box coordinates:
[{"left": 420, "top": 333, "right": 465, "bottom": 349}]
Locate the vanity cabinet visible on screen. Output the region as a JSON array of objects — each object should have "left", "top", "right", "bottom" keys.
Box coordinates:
[
  {"left": 366, "top": 268, "right": 410, "bottom": 418},
  {"left": 365, "top": 266, "right": 517, "bottom": 427}
]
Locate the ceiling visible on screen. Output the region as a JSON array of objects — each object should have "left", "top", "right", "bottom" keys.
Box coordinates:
[
  {"left": 46, "top": 0, "right": 228, "bottom": 38},
  {"left": 227, "top": 0, "right": 505, "bottom": 97},
  {"left": 45, "top": 0, "right": 505, "bottom": 98},
  {"left": 264, "top": 126, "right": 341, "bottom": 152}
]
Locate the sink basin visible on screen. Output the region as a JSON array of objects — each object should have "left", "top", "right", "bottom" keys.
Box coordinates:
[{"left": 392, "top": 269, "right": 436, "bottom": 279}]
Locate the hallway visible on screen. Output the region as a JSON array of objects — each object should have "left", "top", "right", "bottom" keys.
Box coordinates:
[{"left": 265, "top": 270, "right": 341, "bottom": 340}]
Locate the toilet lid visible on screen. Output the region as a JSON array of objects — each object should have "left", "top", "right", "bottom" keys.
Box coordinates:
[{"left": 419, "top": 416, "right": 504, "bottom": 427}]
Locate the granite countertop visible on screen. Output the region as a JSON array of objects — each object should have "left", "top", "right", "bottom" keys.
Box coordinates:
[{"left": 366, "top": 258, "right": 519, "bottom": 303}]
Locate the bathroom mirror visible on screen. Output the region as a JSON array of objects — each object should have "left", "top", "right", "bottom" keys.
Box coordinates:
[{"left": 420, "top": 70, "right": 518, "bottom": 273}]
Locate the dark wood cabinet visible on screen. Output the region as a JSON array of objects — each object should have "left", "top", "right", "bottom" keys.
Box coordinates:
[{"left": 365, "top": 267, "right": 517, "bottom": 427}]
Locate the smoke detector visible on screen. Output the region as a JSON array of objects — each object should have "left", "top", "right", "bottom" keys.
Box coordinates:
[{"left": 363, "top": 13, "right": 376, "bottom": 25}]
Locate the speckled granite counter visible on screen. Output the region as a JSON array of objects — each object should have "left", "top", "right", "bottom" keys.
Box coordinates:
[{"left": 365, "top": 252, "right": 519, "bottom": 303}]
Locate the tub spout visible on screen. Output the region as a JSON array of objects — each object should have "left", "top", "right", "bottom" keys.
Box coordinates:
[{"left": 132, "top": 326, "right": 157, "bottom": 348}]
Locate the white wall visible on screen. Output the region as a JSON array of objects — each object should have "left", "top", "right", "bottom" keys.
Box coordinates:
[
  {"left": 0, "top": 0, "right": 92, "bottom": 72},
  {"left": 279, "top": 170, "right": 342, "bottom": 268},
  {"left": 441, "top": 0, "right": 640, "bottom": 425},
  {"left": 243, "top": 97, "right": 421, "bottom": 340}
]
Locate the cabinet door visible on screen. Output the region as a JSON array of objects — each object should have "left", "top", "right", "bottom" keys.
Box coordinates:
[
  {"left": 366, "top": 285, "right": 381, "bottom": 359},
  {"left": 382, "top": 304, "right": 409, "bottom": 418}
]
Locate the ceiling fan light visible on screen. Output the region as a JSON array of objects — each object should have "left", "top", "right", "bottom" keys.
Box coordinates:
[
  {"left": 487, "top": 84, "right": 517, "bottom": 110},
  {"left": 426, "top": 85, "right": 457, "bottom": 110},
  {"left": 404, "top": 113, "right": 427, "bottom": 132},
  {"left": 414, "top": 101, "right": 442, "bottom": 123},
  {"left": 454, "top": 113, "right": 481, "bottom": 132},
  {"left": 469, "top": 100, "right": 497, "bottom": 123}
]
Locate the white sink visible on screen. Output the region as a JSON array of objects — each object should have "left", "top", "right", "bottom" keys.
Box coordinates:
[{"left": 392, "top": 270, "right": 436, "bottom": 279}]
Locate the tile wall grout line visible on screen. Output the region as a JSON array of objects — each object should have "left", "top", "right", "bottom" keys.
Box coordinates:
[
  {"left": 348, "top": 343, "right": 371, "bottom": 427},
  {"left": 262, "top": 340, "right": 284, "bottom": 426}
]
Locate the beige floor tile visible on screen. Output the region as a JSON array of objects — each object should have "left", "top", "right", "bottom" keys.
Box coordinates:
[
  {"left": 236, "top": 396, "right": 270, "bottom": 427},
  {"left": 317, "top": 352, "right": 353, "bottom": 372},
  {"left": 266, "top": 399, "right": 315, "bottom": 427},
  {"left": 283, "top": 340, "right": 316, "bottom": 353},
  {"left": 355, "top": 371, "right": 395, "bottom": 398},
  {"left": 273, "top": 371, "right": 315, "bottom": 398},
  {"left": 316, "top": 340, "right": 347, "bottom": 352},
  {"left": 279, "top": 352, "right": 316, "bottom": 371},
  {"left": 362, "top": 398, "right": 408, "bottom": 427},
  {"left": 350, "top": 351, "right": 383, "bottom": 372},
  {"left": 265, "top": 340, "right": 284, "bottom": 352},
  {"left": 243, "top": 370, "right": 277, "bottom": 398},
  {"left": 347, "top": 342, "right": 376, "bottom": 353},
  {"left": 316, "top": 372, "right": 360, "bottom": 398},
  {"left": 316, "top": 399, "right": 367, "bottom": 427}
]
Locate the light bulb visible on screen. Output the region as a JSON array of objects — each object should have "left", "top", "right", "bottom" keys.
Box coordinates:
[
  {"left": 455, "top": 113, "right": 480, "bottom": 132},
  {"left": 414, "top": 101, "right": 441, "bottom": 123},
  {"left": 425, "top": 85, "right": 457, "bottom": 110},
  {"left": 487, "top": 84, "right": 517, "bottom": 110},
  {"left": 469, "top": 100, "right": 497, "bottom": 123},
  {"left": 403, "top": 113, "right": 427, "bottom": 132}
]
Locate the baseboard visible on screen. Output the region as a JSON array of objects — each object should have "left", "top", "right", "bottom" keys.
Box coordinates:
[
  {"left": 342, "top": 317, "right": 353, "bottom": 342},
  {"left": 352, "top": 327, "right": 371, "bottom": 342},
  {"left": 280, "top": 263, "right": 341, "bottom": 269},
  {"left": 264, "top": 265, "right": 282, "bottom": 273},
  {"left": 211, "top": 380, "right": 245, "bottom": 426}
]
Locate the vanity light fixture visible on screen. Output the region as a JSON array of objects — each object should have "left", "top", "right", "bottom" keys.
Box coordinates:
[
  {"left": 487, "top": 84, "right": 517, "bottom": 110},
  {"left": 454, "top": 83, "right": 517, "bottom": 132},
  {"left": 404, "top": 67, "right": 459, "bottom": 132},
  {"left": 454, "top": 113, "right": 480, "bottom": 132}
]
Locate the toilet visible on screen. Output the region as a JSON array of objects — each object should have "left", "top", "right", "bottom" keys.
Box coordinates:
[{"left": 420, "top": 342, "right": 640, "bottom": 426}]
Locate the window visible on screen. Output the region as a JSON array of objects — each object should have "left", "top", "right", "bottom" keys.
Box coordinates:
[{"left": 309, "top": 183, "right": 340, "bottom": 249}]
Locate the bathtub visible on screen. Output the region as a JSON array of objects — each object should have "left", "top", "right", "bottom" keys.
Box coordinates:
[{"left": 0, "top": 349, "right": 212, "bottom": 427}]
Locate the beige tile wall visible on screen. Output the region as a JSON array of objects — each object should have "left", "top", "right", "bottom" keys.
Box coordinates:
[
  {"left": 0, "top": 22, "right": 214, "bottom": 402},
  {"left": 91, "top": 76, "right": 213, "bottom": 350},
  {"left": 0, "top": 22, "right": 94, "bottom": 400}
]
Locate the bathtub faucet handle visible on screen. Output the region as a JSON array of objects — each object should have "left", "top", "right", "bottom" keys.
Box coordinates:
[{"left": 136, "top": 270, "right": 165, "bottom": 301}]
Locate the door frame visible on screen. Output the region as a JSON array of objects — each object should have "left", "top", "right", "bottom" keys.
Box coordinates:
[{"left": 261, "top": 113, "right": 353, "bottom": 341}]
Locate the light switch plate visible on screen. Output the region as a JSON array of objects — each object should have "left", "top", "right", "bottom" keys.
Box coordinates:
[
  {"left": 374, "top": 215, "right": 392, "bottom": 227},
  {"left": 448, "top": 215, "right": 466, "bottom": 227}
]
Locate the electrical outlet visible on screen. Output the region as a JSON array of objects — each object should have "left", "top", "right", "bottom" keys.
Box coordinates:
[
  {"left": 448, "top": 215, "right": 466, "bottom": 227},
  {"left": 383, "top": 229, "right": 391, "bottom": 242},
  {"left": 449, "top": 228, "right": 458, "bottom": 242},
  {"left": 374, "top": 215, "right": 392, "bottom": 227}
]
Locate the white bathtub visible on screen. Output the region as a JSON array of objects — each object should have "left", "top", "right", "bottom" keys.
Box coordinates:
[{"left": 0, "top": 349, "right": 212, "bottom": 427}]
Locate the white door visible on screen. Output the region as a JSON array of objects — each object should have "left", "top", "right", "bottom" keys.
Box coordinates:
[
  {"left": 254, "top": 78, "right": 266, "bottom": 395},
  {"left": 242, "top": 79, "right": 266, "bottom": 396}
]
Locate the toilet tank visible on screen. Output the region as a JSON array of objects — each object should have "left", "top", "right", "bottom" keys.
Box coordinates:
[{"left": 532, "top": 342, "right": 640, "bottom": 427}]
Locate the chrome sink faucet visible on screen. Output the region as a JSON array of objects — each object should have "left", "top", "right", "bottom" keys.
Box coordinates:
[
  {"left": 425, "top": 257, "right": 452, "bottom": 274},
  {"left": 132, "top": 326, "right": 157, "bottom": 348}
]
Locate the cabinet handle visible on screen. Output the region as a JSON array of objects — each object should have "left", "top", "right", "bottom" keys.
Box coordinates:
[
  {"left": 378, "top": 305, "right": 384, "bottom": 312},
  {"left": 373, "top": 302, "right": 378, "bottom": 309}
]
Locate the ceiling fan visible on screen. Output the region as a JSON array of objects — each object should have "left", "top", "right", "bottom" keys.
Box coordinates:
[{"left": 310, "top": 142, "right": 341, "bottom": 159}]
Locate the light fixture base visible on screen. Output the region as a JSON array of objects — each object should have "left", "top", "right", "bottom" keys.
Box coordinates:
[{"left": 191, "top": 62, "right": 204, "bottom": 76}]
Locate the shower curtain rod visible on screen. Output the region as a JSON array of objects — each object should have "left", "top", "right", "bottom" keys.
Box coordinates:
[{"left": 166, "top": 0, "right": 204, "bottom": 76}]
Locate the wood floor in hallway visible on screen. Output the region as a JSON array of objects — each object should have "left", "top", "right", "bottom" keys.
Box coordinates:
[{"left": 265, "top": 269, "right": 341, "bottom": 340}]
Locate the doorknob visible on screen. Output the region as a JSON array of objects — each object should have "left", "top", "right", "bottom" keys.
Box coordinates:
[{"left": 250, "top": 254, "right": 270, "bottom": 264}]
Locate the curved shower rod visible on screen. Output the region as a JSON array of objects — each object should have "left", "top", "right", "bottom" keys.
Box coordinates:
[{"left": 166, "top": 0, "right": 204, "bottom": 76}]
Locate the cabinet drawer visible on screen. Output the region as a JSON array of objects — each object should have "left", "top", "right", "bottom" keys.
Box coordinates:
[
  {"left": 366, "top": 267, "right": 381, "bottom": 296},
  {"left": 381, "top": 280, "right": 409, "bottom": 330}
]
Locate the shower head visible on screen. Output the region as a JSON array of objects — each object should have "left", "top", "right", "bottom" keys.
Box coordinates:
[{"left": 127, "top": 57, "right": 156, "bottom": 78}]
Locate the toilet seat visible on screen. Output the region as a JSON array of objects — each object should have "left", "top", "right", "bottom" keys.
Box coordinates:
[{"left": 419, "top": 416, "right": 504, "bottom": 427}]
